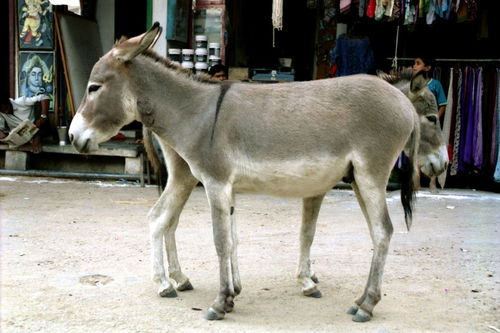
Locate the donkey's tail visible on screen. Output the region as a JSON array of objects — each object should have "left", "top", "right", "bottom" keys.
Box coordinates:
[
  {"left": 143, "top": 128, "right": 166, "bottom": 193},
  {"left": 400, "top": 117, "right": 420, "bottom": 231}
]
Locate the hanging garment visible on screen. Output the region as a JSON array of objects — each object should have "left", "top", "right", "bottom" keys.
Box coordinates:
[
  {"left": 404, "top": 0, "right": 416, "bottom": 24},
  {"left": 460, "top": 67, "right": 474, "bottom": 172},
  {"left": 367, "top": 0, "right": 377, "bottom": 18},
  {"left": 472, "top": 67, "right": 483, "bottom": 169},
  {"left": 340, "top": 0, "right": 352, "bottom": 13},
  {"left": 493, "top": 69, "right": 500, "bottom": 182},
  {"left": 448, "top": 68, "right": 460, "bottom": 160},
  {"left": 331, "top": 34, "right": 375, "bottom": 77},
  {"left": 440, "top": 68, "right": 454, "bottom": 184},
  {"left": 450, "top": 69, "right": 462, "bottom": 176},
  {"left": 490, "top": 70, "right": 499, "bottom": 174},
  {"left": 323, "top": 0, "right": 337, "bottom": 22},
  {"left": 359, "top": 0, "right": 368, "bottom": 17},
  {"left": 426, "top": 0, "right": 436, "bottom": 24},
  {"left": 390, "top": 0, "right": 402, "bottom": 21},
  {"left": 375, "top": 0, "right": 395, "bottom": 20}
]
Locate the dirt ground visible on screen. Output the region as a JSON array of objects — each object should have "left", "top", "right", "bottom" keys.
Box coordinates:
[{"left": 1, "top": 176, "right": 499, "bottom": 332}]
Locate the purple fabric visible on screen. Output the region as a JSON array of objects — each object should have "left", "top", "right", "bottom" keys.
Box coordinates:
[
  {"left": 494, "top": 69, "right": 500, "bottom": 182},
  {"left": 459, "top": 67, "right": 473, "bottom": 172},
  {"left": 461, "top": 67, "right": 478, "bottom": 172},
  {"left": 473, "top": 68, "right": 483, "bottom": 169}
]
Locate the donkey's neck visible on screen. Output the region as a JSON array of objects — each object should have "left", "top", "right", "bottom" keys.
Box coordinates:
[{"left": 129, "top": 56, "right": 221, "bottom": 156}]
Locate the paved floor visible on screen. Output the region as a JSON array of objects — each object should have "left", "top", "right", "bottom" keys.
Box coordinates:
[{"left": 1, "top": 176, "right": 499, "bottom": 332}]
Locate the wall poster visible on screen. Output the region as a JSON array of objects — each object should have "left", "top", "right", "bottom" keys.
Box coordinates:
[
  {"left": 18, "top": 51, "right": 54, "bottom": 108},
  {"left": 18, "top": 0, "right": 54, "bottom": 49}
]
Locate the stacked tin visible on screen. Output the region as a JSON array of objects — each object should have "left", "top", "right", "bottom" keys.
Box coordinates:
[{"left": 167, "top": 35, "right": 222, "bottom": 74}]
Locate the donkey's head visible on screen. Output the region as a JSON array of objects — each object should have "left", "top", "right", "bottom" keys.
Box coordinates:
[
  {"left": 379, "top": 69, "right": 449, "bottom": 177},
  {"left": 69, "top": 23, "right": 162, "bottom": 153}
]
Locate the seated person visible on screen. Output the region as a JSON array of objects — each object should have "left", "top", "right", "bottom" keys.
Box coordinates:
[
  {"left": 208, "top": 64, "right": 228, "bottom": 81},
  {"left": 0, "top": 90, "right": 50, "bottom": 153}
]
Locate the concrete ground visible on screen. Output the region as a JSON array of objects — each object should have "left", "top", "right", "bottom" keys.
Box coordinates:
[{"left": 1, "top": 176, "right": 499, "bottom": 332}]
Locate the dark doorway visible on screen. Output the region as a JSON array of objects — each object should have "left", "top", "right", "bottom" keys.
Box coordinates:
[
  {"left": 115, "top": 3, "right": 147, "bottom": 40},
  {"left": 227, "top": 0, "right": 317, "bottom": 81}
]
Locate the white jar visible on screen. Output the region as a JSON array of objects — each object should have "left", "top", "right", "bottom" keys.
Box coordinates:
[
  {"left": 181, "top": 49, "right": 194, "bottom": 62},
  {"left": 168, "top": 48, "right": 181, "bottom": 64},
  {"left": 181, "top": 61, "right": 194, "bottom": 72},
  {"left": 195, "top": 62, "right": 208, "bottom": 74},
  {"left": 208, "top": 42, "right": 221, "bottom": 57},
  {"left": 195, "top": 35, "right": 208, "bottom": 49},
  {"left": 195, "top": 48, "right": 208, "bottom": 63}
]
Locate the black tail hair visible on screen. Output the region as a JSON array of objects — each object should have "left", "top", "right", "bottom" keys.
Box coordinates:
[
  {"left": 400, "top": 123, "right": 419, "bottom": 231},
  {"left": 143, "top": 128, "right": 167, "bottom": 194}
]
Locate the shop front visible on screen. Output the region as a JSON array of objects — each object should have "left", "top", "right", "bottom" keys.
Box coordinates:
[{"left": 1, "top": 0, "right": 499, "bottom": 189}]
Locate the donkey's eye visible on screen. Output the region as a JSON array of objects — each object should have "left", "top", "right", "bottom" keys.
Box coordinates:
[
  {"left": 426, "top": 115, "right": 438, "bottom": 124},
  {"left": 88, "top": 84, "right": 101, "bottom": 93}
]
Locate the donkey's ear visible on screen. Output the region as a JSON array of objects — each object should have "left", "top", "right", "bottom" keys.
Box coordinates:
[
  {"left": 114, "top": 22, "right": 162, "bottom": 62},
  {"left": 410, "top": 70, "right": 428, "bottom": 93}
]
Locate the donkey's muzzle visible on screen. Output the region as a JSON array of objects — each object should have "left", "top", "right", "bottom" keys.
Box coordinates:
[
  {"left": 72, "top": 137, "right": 91, "bottom": 153},
  {"left": 420, "top": 145, "right": 449, "bottom": 177}
]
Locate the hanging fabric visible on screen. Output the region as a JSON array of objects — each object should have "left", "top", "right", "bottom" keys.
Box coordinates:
[
  {"left": 493, "top": 69, "right": 500, "bottom": 182},
  {"left": 438, "top": 67, "right": 455, "bottom": 187},
  {"left": 272, "top": 0, "right": 283, "bottom": 47},
  {"left": 472, "top": 67, "right": 483, "bottom": 169},
  {"left": 450, "top": 69, "right": 462, "bottom": 176}
]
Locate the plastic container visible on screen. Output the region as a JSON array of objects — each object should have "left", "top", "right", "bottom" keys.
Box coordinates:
[
  {"left": 195, "top": 62, "right": 208, "bottom": 74},
  {"left": 195, "top": 48, "right": 208, "bottom": 63},
  {"left": 208, "top": 42, "right": 221, "bottom": 57},
  {"left": 208, "top": 55, "right": 222, "bottom": 67},
  {"left": 181, "top": 49, "right": 194, "bottom": 62},
  {"left": 181, "top": 61, "right": 194, "bottom": 72},
  {"left": 168, "top": 48, "right": 181, "bottom": 64},
  {"left": 195, "top": 35, "right": 208, "bottom": 49}
]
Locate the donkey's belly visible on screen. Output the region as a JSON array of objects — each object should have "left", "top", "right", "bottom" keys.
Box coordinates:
[{"left": 231, "top": 156, "right": 350, "bottom": 198}]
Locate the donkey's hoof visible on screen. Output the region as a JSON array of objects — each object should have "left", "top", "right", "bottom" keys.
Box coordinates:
[
  {"left": 158, "top": 287, "right": 177, "bottom": 298},
  {"left": 177, "top": 281, "right": 194, "bottom": 291},
  {"left": 347, "top": 305, "right": 359, "bottom": 315},
  {"left": 311, "top": 275, "right": 319, "bottom": 284},
  {"left": 206, "top": 308, "right": 225, "bottom": 320},
  {"left": 352, "top": 308, "right": 372, "bottom": 322},
  {"left": 306, "top": 290, "right": 322, "bottom": 298}
]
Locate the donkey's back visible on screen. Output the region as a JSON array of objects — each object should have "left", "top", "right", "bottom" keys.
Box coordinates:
[{"left": 207, "top": 75, "right": 417, "bottom": 197}]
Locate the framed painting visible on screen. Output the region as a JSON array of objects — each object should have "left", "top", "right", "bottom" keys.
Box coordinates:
[
  {"left": 18, "top": 0, "right": 54, "bottom": 49},
  {"left": 19, "top": 51, "right": 54, "bottom": 108}
]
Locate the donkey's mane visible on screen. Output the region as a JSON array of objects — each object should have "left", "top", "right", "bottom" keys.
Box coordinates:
[
  {"left": 377, "top": 67, "right": 414, "bottom": 85},
  {"left": 141, "top": 49, "right": 219, "bottom": 85}
]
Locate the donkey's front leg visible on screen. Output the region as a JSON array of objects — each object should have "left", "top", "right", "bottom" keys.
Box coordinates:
[
  {"left": 297, "top": 194, "right": 325, "bottom": 298},
  {"left": 149, "top": 168, "right": 198, "bottom": 297},
  {"left": 205, "top": 184, "right": 236, "bottom": 320}
]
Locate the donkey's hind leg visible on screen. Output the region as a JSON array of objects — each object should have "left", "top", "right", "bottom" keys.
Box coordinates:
[
  {"left": 297, "top": 194, "right": 325, "bottom": 298},
  {"left": 149, "top": 147, "right": 198, "bottom": 297},
  {"left": 348, "top": 176, "right": 393, "bottom": 322},
  {"left": 223, "top": 193, "right": 241, "bottom": 313}
]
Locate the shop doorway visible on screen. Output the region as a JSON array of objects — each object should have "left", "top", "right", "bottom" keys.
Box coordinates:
[{"left": 226, "top": 0, "right": 318, "bottom": 81}]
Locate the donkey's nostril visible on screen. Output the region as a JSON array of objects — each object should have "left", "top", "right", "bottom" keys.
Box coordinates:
[{"left": 69, "top": 134, "right": 74, "bottom": 143}]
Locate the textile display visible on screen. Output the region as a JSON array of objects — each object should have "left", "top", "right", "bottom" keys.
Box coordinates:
[
  {"left": 324, "top": 0, "right": 479, "bottom": 25},
  {"left": 437, "top": 65, "right": 500, "bottom": 181}
]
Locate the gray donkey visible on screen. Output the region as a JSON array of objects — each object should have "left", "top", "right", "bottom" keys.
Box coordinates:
[
  {"left": 378, "top": 68, "right": 449, "bottom": 179},
  {"left": 69, "top": 23, "right": 447, "bottom": 322}
]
